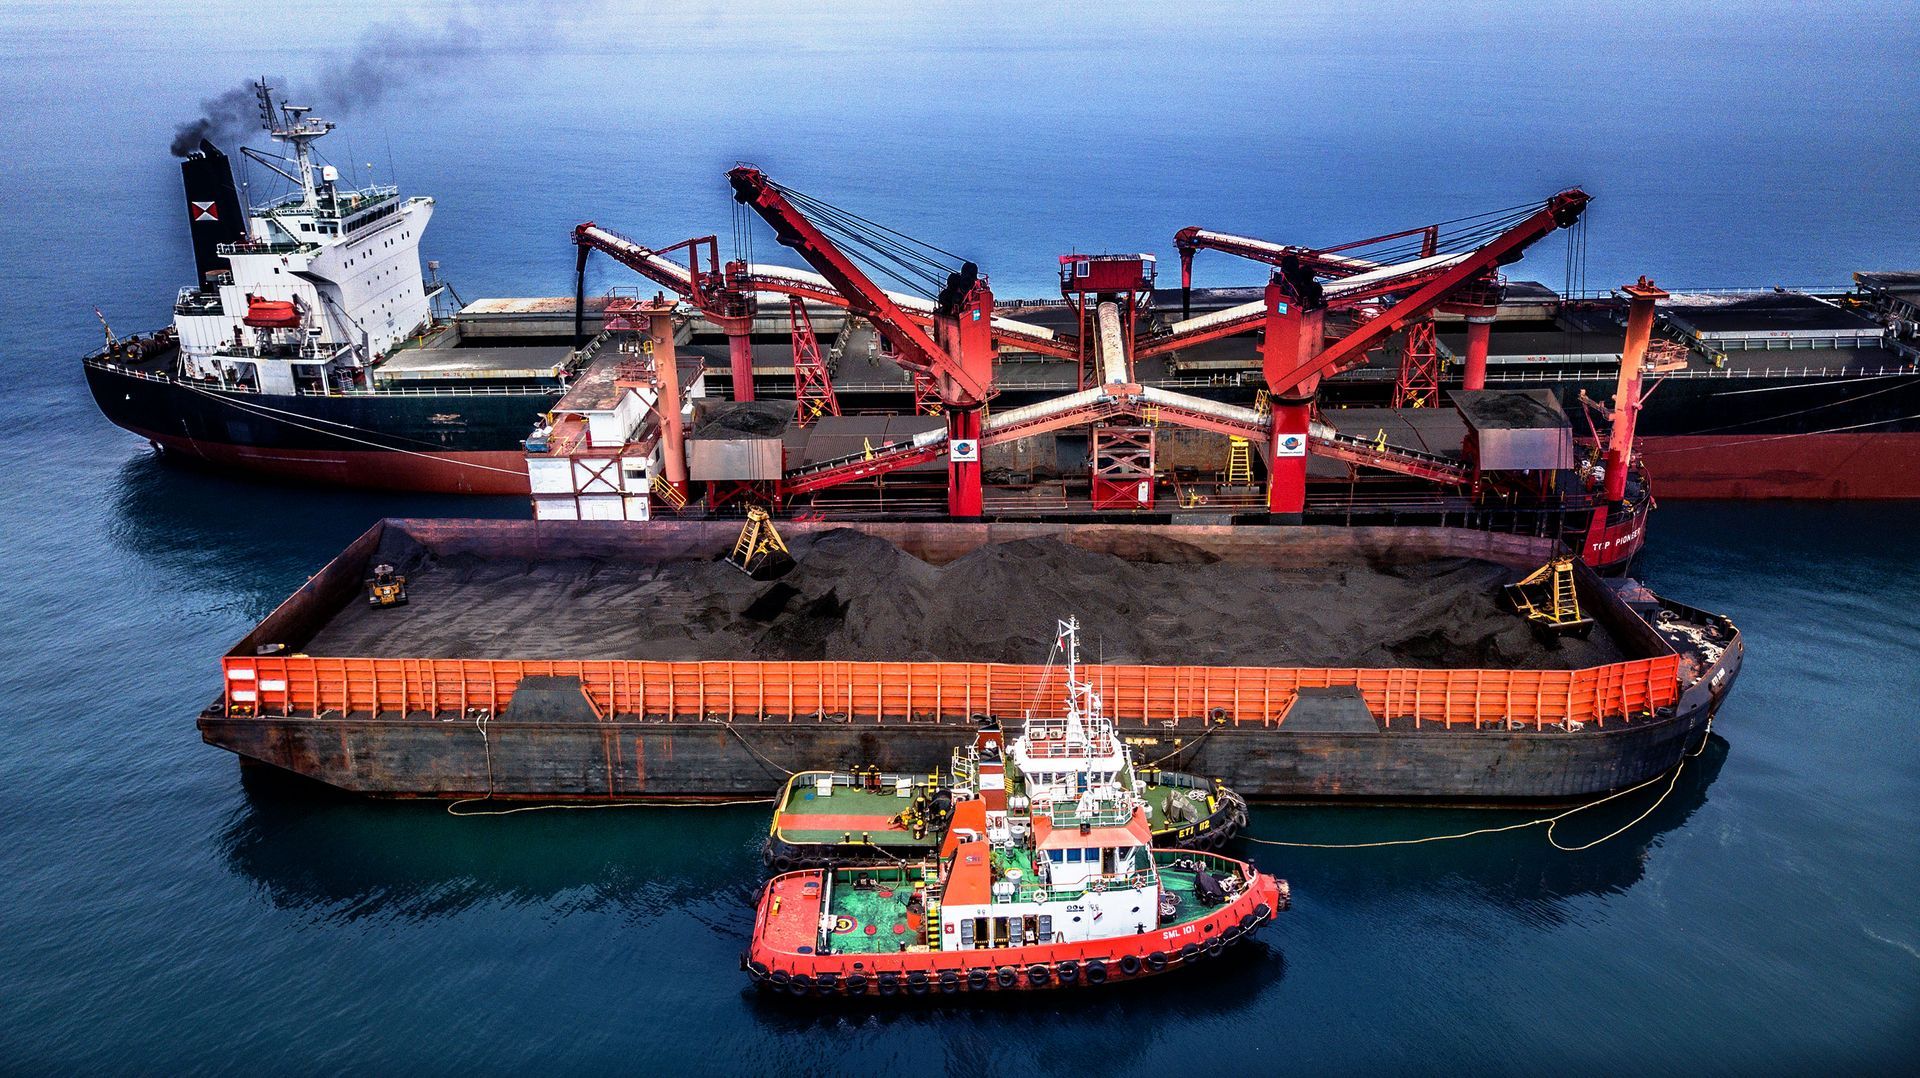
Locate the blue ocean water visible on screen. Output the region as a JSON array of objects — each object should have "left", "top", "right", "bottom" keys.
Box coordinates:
[{"left": 2, "top": 2, "right": 1916, "bottom": 1073}]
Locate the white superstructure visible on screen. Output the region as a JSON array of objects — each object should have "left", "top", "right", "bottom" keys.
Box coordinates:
[
  {"left": 939, "top": 618, "right": 1168, "bottom": 946},
  {"left": 172, "top": 83, "right": 435, "bottom": 396}
]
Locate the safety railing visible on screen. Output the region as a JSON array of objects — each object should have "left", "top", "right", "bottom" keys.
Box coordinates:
[
  {"left": 220, "top": 651, "right": 1681, "bottom": 732},
  {"left": 1486, "top": 364, "right": 1915, "bottom": 383}
]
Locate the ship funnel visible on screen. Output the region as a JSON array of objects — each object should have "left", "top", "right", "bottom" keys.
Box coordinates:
[{"left": 179, "top": 140, "right": 247, "bottom": 287}]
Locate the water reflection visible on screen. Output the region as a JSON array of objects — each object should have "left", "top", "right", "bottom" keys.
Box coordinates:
[
  {"left": 742, "top": 942, "right": 1285, "bottom": 1033},
  {"left": 221, "top": 735, "right": 1724, "bottom": 931},
  {"left": 1234, "top": 734, "right": 1729, "bottom": 918},
  {"left": 222, "top": 767, "right": 769, "bottom": 924},
  {"left": 104, "top": 453, "right": 521, "bottom": 589}
]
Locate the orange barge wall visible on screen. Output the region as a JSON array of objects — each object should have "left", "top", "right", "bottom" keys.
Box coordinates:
[{"left": 221, "top": 652, "right": 1679, "bottom": 732}]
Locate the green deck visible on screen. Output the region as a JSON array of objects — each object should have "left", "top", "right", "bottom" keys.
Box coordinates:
[
  {"left": 774, "top": 769, "right": 1219, "bottom": 849},
  {"left": 774, "top": 775, "right": 932, "bottom": 847},
  {"left": 823, "top": 866, "right": 933, "bottom": 955},
  {"left": 814, "top": 852, "right": 1244, "bottom": 957}
]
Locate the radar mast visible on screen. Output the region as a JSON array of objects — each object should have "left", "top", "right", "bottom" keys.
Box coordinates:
[{"left": 253, "top": 78, "right": 333, "bottom": 211}]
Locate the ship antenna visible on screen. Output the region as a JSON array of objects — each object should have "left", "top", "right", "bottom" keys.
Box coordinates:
[
  {"left": 253, "top": 76, "right": 334, "bottom": 211},
  {"left": 254, "top": 77, "right": 276, "bottom": 132}
]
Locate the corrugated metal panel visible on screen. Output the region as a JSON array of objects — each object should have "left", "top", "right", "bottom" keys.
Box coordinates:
[
  {"left": 1476, "top": 427, "right": 1575, "bottom": 471},
  {"left": 687, "top": 437, "right": 782, "bottom": 480}
]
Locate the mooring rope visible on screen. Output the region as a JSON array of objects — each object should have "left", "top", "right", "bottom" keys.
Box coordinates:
[
  {"left": 1242, "top": 715, "right": 1713, "bottom": 852},
  {"left": 180, "top": 383, "right": 527, "bottom": 475},
  {"left": 722, "top": 719, "right": 798, "bottom": 777},
  {"left": 447, "top": 796, "right": 774, "bottom": 817},
  {"left": 1140, "top": 717, "right": 1228, "bottom": 767}
]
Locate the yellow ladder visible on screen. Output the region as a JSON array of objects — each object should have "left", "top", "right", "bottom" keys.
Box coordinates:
[
  {"left": 649, "top": 473, "right": 688, "bottom": 511},
  {"left": 1225, "top": 437, "right": 1253, "bottom": 486},
  {"left": 1504, "top": 555, "right": 1592, "bottom": 634}
]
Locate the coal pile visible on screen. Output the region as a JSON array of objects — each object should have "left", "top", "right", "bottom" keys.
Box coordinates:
[
  {"left": 308, "top": 529, "right": 1625, "bottom": 670},
  {"left": 692, "top": 401, "right": 792, "bottom": 439}
]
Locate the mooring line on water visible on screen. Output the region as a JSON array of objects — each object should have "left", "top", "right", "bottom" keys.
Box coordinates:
[
  {"left": 1242, "top": 715, "right": 1713, "bottom": 852},
  {"left": 447, "top": 796, "right": 775, "bottom": 817}
]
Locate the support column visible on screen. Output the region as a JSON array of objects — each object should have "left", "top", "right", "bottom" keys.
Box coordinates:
[
  {"left": 719, "top": 318, "right": 755, "bottom": 403},
  {"left": 1462, "top": 312, "right": 1495, "bottom": 391},
  {"left": 946, "top": 407, "right": 983, "bottom": 519},
  {"left": 644, "top": 299, "right": 687, "bottom": 489},
  {"left": 1265, "top": 398, "right": 1311, "bottom": 523},
  {"left": 1605, "top": 277, "right": 1667, "bottom": 503},
  {"left": 572, "top": 243, "right": 591, "bottom": 349}
]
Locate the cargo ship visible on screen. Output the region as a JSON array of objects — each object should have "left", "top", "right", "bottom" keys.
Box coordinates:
[
  {"left": 198, "top": 518, "right": 1741, "bottom": 804},
  {"left": 86, "top": 95, "right": 1912, "bottom": 508},
  {"left": 763, "top": 618, "right": 1248, "bottom": 869},
  {"left": 81, "top": 83, "right": 602, "bottom": 495}
]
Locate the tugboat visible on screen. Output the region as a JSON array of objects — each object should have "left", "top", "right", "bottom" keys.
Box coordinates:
[
  {"left": 763, "top": 632, "right": 1250, "bottom": 870},
  {"left": 743, "top": 618, "right": 1288, "bottom": 997}
]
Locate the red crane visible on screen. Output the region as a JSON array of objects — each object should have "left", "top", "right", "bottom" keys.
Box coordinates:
[
  {"left": 727, "top": 166, "right": 997, "bottom": 517},
  {"left": 1250, "top": 189, "right": 1591, "bottom": 517},
  {"left": 1174, "top": 208, "right": 1535, "bottom": 407},
  {"left": 570, "top": 227, "right": 762, "bottom": 402}
]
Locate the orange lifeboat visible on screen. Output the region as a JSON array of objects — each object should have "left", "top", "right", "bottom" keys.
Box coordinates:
[{"left": 242, "top": 295, "right": 301, "bottom": 329}]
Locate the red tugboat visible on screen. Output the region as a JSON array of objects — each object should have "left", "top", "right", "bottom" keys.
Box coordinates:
[{"left": 744, "top": 618, "right": 1287, "bottom": 997}]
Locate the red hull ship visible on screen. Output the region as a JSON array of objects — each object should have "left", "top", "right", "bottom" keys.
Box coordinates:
[{"left": 747, "top": 857, "right": 1285, "bottom": 997}]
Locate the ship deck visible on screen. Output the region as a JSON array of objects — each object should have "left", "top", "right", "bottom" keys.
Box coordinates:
[
  {"left": 824, "top": 866, "right": 930, "bottom": 955},
  {"left": 807, "top": 856, "right": 1236, "bottom": 957},
  {"left": 374, "top": 343, "right": 574, "bottom": 382},
  {"left": 774, "top": 772, "right": 1215, "bottom": 847}
]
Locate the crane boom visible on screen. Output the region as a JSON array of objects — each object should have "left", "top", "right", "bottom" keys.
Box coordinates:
[
  {"left": 1264, "top": 189, "right": 1589, "bottom": 395},
  {"left": 727, "top": 167, "right": 993, "bottom": 407}
]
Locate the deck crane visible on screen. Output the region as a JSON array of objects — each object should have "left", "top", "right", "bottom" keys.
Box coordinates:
[
  {"left": 1173, "top": 201, "right": 1559, "bottom": 406},
  {"left": 726, "top": 166, "right": 999, "bottom": 517},
  {"left": 574, "top": 224, "right": 1081, "bottom": 406},
  {"left": 570, "top": 228, "right": 761, "bottom": 401},
  {"left": 1177, "top": 221, "right": 1448, "bottom": 408},
  {"left": 1249, "top": 189, "right": 1591, "bottom": 518}
]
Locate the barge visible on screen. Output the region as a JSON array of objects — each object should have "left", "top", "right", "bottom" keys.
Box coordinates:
[{"left": 200, "top": 518, "right": 1741, "bottom": 803}]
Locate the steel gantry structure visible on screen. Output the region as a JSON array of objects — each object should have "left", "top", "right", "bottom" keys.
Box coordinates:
[{"left": 572, "top": 173, "right": 1588, "bottom": 522}]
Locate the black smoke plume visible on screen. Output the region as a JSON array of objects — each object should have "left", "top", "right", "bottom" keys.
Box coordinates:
[
  {"left": 169, "top": 4, "right": 568, "bottom": 156},
  {"left": 170, "top": 84, "right": 267, "bottom": 157}
]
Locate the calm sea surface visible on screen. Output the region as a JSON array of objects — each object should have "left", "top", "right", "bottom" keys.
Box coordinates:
[{"left": 1, "top": 3, "right": 1915, "bottom": 1073}]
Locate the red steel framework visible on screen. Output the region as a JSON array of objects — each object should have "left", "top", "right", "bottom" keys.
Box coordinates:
[
  {"left": 788, "top": 296, "right": 840, "bottom": 426},
  {"left": 571, "top": 183, "right": 1590, "bottom": 520},
  {"left": 1089, "top": 425, "right": 1156, "bottom": 511}
]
